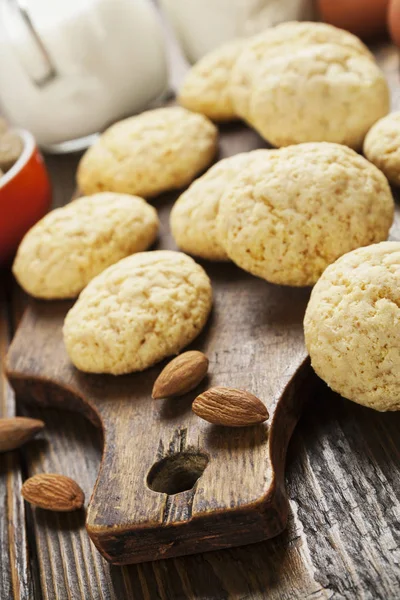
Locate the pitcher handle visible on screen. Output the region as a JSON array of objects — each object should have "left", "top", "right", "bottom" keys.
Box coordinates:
[{"left": 6, "top": 0, "right": 58, "bottom": 86}]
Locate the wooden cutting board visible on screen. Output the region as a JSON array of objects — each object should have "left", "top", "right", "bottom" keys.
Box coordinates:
[{"left": 7, "top": 123, "right": 316, "bottom": 565}]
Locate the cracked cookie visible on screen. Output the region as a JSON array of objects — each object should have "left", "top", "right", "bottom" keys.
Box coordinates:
[
  {"left": 63, "top": 251, "right": 212, "bottom": 374},
  {"left": 217, "top": 143, "right": 394, "bottom": 286},
  {"left": 13, "top": 192, "right": 159, "bottom": 299},
  {"left": 230, "top": 21, "right": 373, "bottom": 120},
  {"left": 246, "top": 43, "right": 389, "bottom": 149},
  {"left": 178, "top": 39, "right": 245, "bottom": 122},
  {"left": 304, "top": 241, "right": 400, "bottom": 411},
  {"left": 364, "top": 111, "right": 400, "bottom": 186},
  {"left": 77, "top": 107, "right": 218, "bottom": 198},
  {"left": 170, "top": 149, "right": 272, "bottom": 261}
]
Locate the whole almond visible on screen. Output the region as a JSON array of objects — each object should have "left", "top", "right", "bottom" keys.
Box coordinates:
[
  {"left": 192, "top": 387, "right": 269, "bottom": 427},
  {"left": 0, "top": 417, "right": 44, "bottom": 453},
  {"left": 152, "top": 351, "right": 209, "bottom": 399},
  {"left": 22, "top": 474, "right": 85, "bottom": 511}
]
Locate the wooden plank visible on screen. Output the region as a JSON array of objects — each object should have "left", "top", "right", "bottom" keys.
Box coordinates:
[
  {"left": 286, "top": 383, "right": 400, "bottom": 599},
  {"left": 13, "top": 402, "right": 330, "bottom": 600},
  {"left": 0, "top": 149, "right": 84, "bottom": 599},
  {"left": 0, "top": 275, "right": 35, "bottom": 600}
]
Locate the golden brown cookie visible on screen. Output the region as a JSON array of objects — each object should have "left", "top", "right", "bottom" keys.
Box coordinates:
[
  {"left": 13, "top": 192, "right": 159, "bottom": 299},
  {"left": 178, "top": 39, "right": 245, "bottom": 121},
  {"left": 230, "top": 21, "right": 374, "bottom": 119},
  {"left": 63, "top": 251, "right": 213, "bottom": 374},
  {"left": 217, "top": 143, "right": 394, "bottom": 286},
  {"left": 170, "top": 149, "right": 272, "bottom": 261},
  {"left": 0, "top": 131, "right": 23, "bottom": 171},
  {"left": 247, "top": 44, "right": 389, "bottom": 149},
  {"left": 77, "top": 107, "right": 218, "bottom": 198},
  {"left": 364, "top": 111, "right": 400, "bottom": 186},
  {"left": 304, "top": 241, "right": 400, "bottom": 411}
]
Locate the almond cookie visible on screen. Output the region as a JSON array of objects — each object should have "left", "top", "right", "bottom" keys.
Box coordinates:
[
  {"left": 0, "top": 131, "right": 24, "bottom": 172},
  {"left": 247, "top": 43, "right": 389, "bottom": 149},
  {"left": 217, "top": 143, "right": 394, "bottom": 287},
  {"left": 230, "top": 21, "right": 374, "bottom": 119},
  {"left": 304, "top": 242, "right": 400, "bottom": 411},
  {"left": 13, "top": 193, "right": 159, "bottom": 299},
  {"left": 364, "top": 112, "right": 400, "bottom": 186},
  {"left": 63, "top": 251, "right": 212, "bottom": 374},
  {"left": 178, "top": 39, "right": 245, "bottom": 122},
  {"left": 77, "top": 107, "right": 218, "bottom": 198},
  {"left": 170, "top": 149, "right": 272, "bottom": 261}
]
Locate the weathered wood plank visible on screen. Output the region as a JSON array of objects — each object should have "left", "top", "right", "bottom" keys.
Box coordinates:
[
  {"left": 16, "top": 406, "right": 120, "bottom": 600},
  {"left": 0, "top": 276, "right": 35, "bottom": 600},
  {"left": 14, "top": 403, "right": 328, "bottom": 600},
  {"left": 286, "top": 384, "right": 400, "bottom": 599}
]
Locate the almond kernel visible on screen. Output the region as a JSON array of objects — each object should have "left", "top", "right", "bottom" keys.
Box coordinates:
[
  {"left": 152, "top": 351, "right": 209, "bottom": 399},
  {"left": 192, "top": 386, "right": 269, "bottom": 427}
]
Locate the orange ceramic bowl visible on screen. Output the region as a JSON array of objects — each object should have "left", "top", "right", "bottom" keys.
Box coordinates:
[{"left": 0, "top": 129, "right": 52, "bottom": 264}]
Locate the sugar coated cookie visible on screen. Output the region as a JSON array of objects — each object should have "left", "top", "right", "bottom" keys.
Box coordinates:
[
  {"left": 364, "top": 112, "right": 400, "bottom": 186},
  {"left": 247, "top": 44, "right": 389, "bottom": 149},
  {"left": 13, "top": 193, "right": 159, "bottom": 299},
  {"left": 178, "top": 39, "right": 245, "bottom": 122},
  {"left": 63, "top": 251, "right": 212, "bottom": 374},
  {"left": 304, "top": 242, "right": 400, "bottom": 411},
  {"left": 170, "top": 149, "right": 271, "bottom": 261},
  {"left": 217, "top": 143, "right": 394, "bottom": 286},
  {"left": 77, "top": 107, "right": 218, "bottom": 198},
  {"left": 230, "top": 21, "right": 374, "bottom": 119}
]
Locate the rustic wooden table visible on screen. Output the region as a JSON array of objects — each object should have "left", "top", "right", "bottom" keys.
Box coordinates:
[{"left": 1, "top": 38, "right": 400, "bottom": 600}]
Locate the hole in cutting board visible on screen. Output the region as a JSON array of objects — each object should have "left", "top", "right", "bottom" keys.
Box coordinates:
[{"left": 147, "top": 452, "right": 209, "bottom": 495}]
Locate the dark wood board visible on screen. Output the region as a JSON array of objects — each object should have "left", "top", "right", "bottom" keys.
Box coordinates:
[
  {"left": 0, "top": 280, "right": 34, "bottom": 600},
  {"left": 6, "top": 122, "right": 313, "bottom": 565},
  {"left": 1, "top": 39, "right": 400, "bottom": 599}
]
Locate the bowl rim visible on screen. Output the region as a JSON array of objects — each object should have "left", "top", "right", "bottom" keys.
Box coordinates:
[{"left": 0, "top": 129, "right": 35, "bottom": 189}]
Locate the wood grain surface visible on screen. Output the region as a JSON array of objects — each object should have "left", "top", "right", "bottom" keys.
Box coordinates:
[
  {"left": 1, "top": 38, "right": 400, "bottom": 599},
  {"left": 0, "top": 280, "right": 34, "bottom": 600}
]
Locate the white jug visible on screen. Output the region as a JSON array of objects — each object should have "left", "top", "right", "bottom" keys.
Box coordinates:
[{"left": 0, "top": 0, "right": 169, "bottom": 152}]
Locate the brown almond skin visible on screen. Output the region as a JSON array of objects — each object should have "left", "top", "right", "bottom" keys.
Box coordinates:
[
  {"left": 0, "top": 417, "right": 44, "bottom": 453},
  {"left": 22, "top": 474, "right": 85, "bottom": 512},
  {"left": 152, "top": 351, "right": 209, "bottom": 399},
  {"left": 192, "top": 387, "right": 269, "bottom": 427}
]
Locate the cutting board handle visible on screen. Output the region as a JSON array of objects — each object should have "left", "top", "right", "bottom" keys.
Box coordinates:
[{"left": 7, "top": 296, "right": 312, "bottom": 565}]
